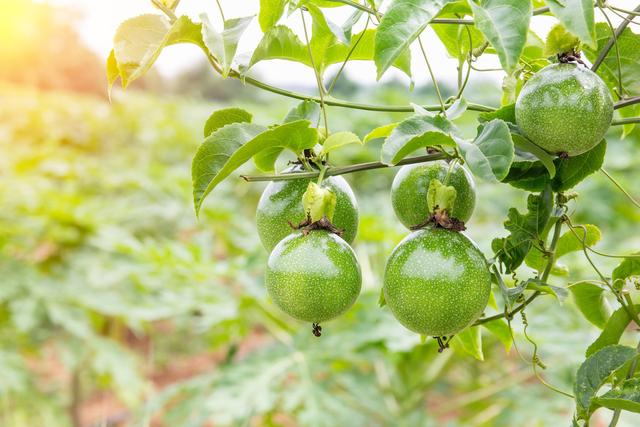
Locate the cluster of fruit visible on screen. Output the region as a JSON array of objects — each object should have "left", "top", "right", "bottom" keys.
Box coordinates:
[{"left": 256, "top": 161, "right": 490, "bottom": 342}]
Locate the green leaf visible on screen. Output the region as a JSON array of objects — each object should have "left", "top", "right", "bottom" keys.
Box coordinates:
[
  {"left": 510, "top": 131, "right": 556, "bottom": 179},
  {"left": 321, "top": 131, "right": 363, "bottom": 155},
  {"left": 458, "top": 119, "right": 514, "bottom": 181},
  {"left": 478, "top": 103, "right": 516, "bottom": 124},
  {"left": 619, "top": 105, "right": 640, "bottom": 139},
  {"left": 363, "top": 123, "right": 399, "bottom": 143},
  {"left": 594, "top": 378, "right": 640, "bottom": 413},
  {"left": 569, "top": 281, "right": 612, "bottom": 329},
  {"left": 482, "top": 319, "right": 513, "bottom": 353},
  {"left": 524, "top": 279, "right": 568, "bottom": 302},
  {"left": 584, "top": 24, "right": 640, "bottom": 96},
  {"left": 380, "top": 115, "right": 457, "bottom": 165},
  {"left": 433, "top": 17, "right": 485, "bottom": 60},
  {"left": 612, "top": 254, "right": 640, "bottom": 286},
  {"left": 325, "top": 29, "right": 412, "bottom": 78},
  {"left": 374, "top": 0, "right": 453, "bottom": 79},
  {"left": 259, "top": 0, "right": 288, "bottom": 32},
  {"left": 106, "top": 50, "right": 119, "bottom": 93},
  {"left": 469, "top": 0, "right": 531, "bottom": 73},
  {"left": 492, "top": 186, "right": 553, "bottom": 273},
  {"left": 546, "top": 0, "right": 595, "bottom": 49},
  {"left": 427, "top": 179, "right": 457, "bottom": 214},
  {"left": 453, "top": 327, "right": 484, "bottom": 361},
  {"left": 378, "top": 288, "right": 386, "bottom": 307},
  {"left": 253, "top": 100, "right": 320, "bottom": 172},
  {"left": 249, "top": 26, "right": 310, "bottom": 68},
  {"left": 525, "top": 224, "right": 601, "bottom": 275},
  {"left": 201, "top": 14, "right": 253, "bottom": 78},
  {"left": 502, "top": 140, "right": 606, "bottom": 192},
  {"left": 112, "top": 15, "right": 204, "bottom": 87},
  {"left": 303, "top": 182, "right": 337, "bottom": 222},
  {"left": 304, "top": 2, "right": 349, "bottom": 44},
  {"left": 574, "top": 345, "right": 637, "bottom": 419},
  {"left": 446, "top": 98, "right": 468, "bottom": 120},
  {"left": 586, "top": 306, "right": 640, "bottom": 357},
  {"left": 192, "top": 121, "right": 317, "bottom": 214},
  {"left": 544, "top": 23, "right": 581, "bottom": 57},
  {"left": 204, "top": 108, "right": 253, "bottom": 137}
]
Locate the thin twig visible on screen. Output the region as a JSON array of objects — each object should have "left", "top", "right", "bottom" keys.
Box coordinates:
[
  {"left": 300, "top": 9, "right": 329, "bottom": 132},
  {"left": 614, "top": 96, "right": 640, "bottom": 110},
  {"left": 418, "top": 36, "right": 446, "bottom": 115},
  {"left": 240, "top": 152, "right": 451, "bottom": 182},
  {"left": 600, "top": 168, "right": 640, "bottom": 209},
  {"left": 598, "top": 5, "right": 625, "bottom": 96}
]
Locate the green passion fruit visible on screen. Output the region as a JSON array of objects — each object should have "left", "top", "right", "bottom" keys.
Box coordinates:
[
  {"left": 515, "top": 63, "right": 613, "bottom": 156},
  {"left": 391, "top": 161, "right": 476, "bottom": 228},
  {"left": 266, "top": 230, "right": 362, "bottom": 324},
  {"left": 256, "top": 167, "right": 358, "bottom": 251},
  {"left": 383, "top": 228, "right": 491, "bottom": 337}
]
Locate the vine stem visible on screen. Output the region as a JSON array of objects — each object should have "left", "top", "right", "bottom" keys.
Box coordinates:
[
  {"left": 474, "top": 214, "right": 565, "bottom": 327},
  {"left": 417, "top": 36, "right": 446, "bottom": 115},
  {"left": 613, "top": 96, "right": 640, "bottom": 110},
  {"left": 592, "top": 4, "right": 640, "bottom": 72},
  {"left": 241, "top": 152, "right": 451, "bottom": 182},
  {"left": 300, "top": 9, "right": 329, "bottom": 132}
]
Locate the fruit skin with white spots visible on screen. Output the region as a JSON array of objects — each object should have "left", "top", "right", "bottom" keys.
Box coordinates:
[
  {"left": 256, "top": 167, "right": 358, "bottom": 251},
  {"left": 391, "top": 161, "right": 476, "bottom": 228},
  {"left": 266, "top": 230, "right": 361, "bottom": 323},
  {"left": 515, "top": 63, "right": 613, "bottom": 156},
  {"left": 383, "top": 228, "right": 491, "bottom": 336}
]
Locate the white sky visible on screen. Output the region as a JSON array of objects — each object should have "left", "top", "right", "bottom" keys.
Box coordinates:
[{"left": 48, "top": 0, "right": 631, "bottom": 88}]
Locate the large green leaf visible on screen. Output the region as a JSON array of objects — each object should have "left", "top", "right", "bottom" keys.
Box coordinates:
[
  {"left": 304, "top": 2, "right": 349, "bottom": 44},
  {"left": 192, "top": 121, "right": 318, "bottom": 214},
  {"left": 112, "top": 15, "right": 203, "bottom": 88},
  {"left": 524, "top": 224, "right": 601, "bottom": 275},
  {"left": 432, "top": 16, "right": 484, "bottom": 60},
  {"left": 574, "top": 345, "right": 637, "bottom": 420},
  {"left": 594, "top": 378, "right": 640, "bottom": 414},
  {"left": 249, "top": 26, "right": 310, "bottom": 68},
  {"left": 502, "top": 140, "right": 606, "bottom": 192},
  {"left": 546, "top": 0, "right": 595, "bottom": 49},
  {"left": 326, "top": 29, "right": 412, "bottom": 78},
  {"left": 363, "top": 123, "right": 399, "bottom": 143},
  {"left": 458, "top": 119, "right": 514, "bottom": 181},
  {"left": 586, "top": 305, "right": 640, "bottom": 357},
  {"left": 584, "top": 24, "right": 640, "bottom": 97},
  {"left": 569, "top": 281, "right": 612, "bottom": 329},
  {"left": 469, "top": 0, "right": 531, "bottom": 73},
  {"left": 491, "top": 186, "right": 553, "bottom": 273},
  {"left": 201, "top": 14, "right": 253, "bottom": 78},
  {"left": 380, "top": 114, "right": 457, "bottom": 165},
  {"left": 321, "top": 131, "right": 363, "bottom": 155},
  {"left": 453, "top": 327, "right": 484, "bottom": 361},
  {"left": 259, "top": 0, "right": 288, "bottom": 32},
  {"left": 204, "top": 108, "right": 253, "bottom": 137},
  {"left": 374, "top": 0, "right": 453, "bottom": 79},
  {"left": 482, "top": 319, "right": 512, "bottom": 352}
]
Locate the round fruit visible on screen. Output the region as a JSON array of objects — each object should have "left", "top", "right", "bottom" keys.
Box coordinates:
[
  {"left": 391, "top": 161, "right": 476, "bottom": 228},
  {"left": 256, "top": 166, "right": 358, "bottom": 251},
  {"left": 383, "top": 228, "right": 491, "bottom": 336},
  {"left": 266, "top": 231, "right": 361, "bottom": 323},
  {"left": 515, "top": 63, "right": 613, "bottom": 156}
]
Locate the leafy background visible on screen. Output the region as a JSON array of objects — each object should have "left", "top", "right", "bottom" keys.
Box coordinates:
[{"left": 1, "top": 0, "right": 640, "bottom": 426}]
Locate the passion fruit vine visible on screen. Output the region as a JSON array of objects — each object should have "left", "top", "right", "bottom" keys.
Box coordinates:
[
  {"left": 515, "top": 62, "right": 613, "bottom": 157},
  {"left": 383, "top": 228, "right": 491, "bottom": 338}
]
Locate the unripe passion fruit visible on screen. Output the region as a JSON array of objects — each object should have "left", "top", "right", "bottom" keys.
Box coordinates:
[
  {"left": 515, "top": 63, "right": 613, "bottom": 156},
  {"left": 266, "top": 230, "right": 361, "bottom": 323},
  {"left": 256, "top": 167, "right": 358, "bottom": 251},
  {"left": 383, "top": 228, "right": 491, "bottom": 336},
  {"left": 391, "top": 161, "right": 476, "bottom": 228}
]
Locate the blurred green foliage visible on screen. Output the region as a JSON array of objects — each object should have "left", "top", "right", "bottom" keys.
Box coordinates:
[{"left": 1, "top": 80, "right": 639, "bottom": 426}]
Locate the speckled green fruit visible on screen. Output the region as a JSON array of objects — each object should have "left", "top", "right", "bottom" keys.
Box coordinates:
[
  {"left": 256, "top": 167, "right": 358, "bottom": 251},
  {"left": 383, "top": 228, "right": 491, "bottom": 336},
  {"left": 266, "top": 231, "right": 361, "bottom": 323},
  {"left": 391, "top": 161, "right": 476, "bottom": 228},
  {"left": 515, "top": 63, "right": 613, "bottom": 156}
]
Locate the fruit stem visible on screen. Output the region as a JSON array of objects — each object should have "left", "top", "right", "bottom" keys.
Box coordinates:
[
  {"left": 242, "top": 152, "right": 451, "bottom": 182},
  {"left": 613, "top": 96, "right": 640, "bottom": 110}
]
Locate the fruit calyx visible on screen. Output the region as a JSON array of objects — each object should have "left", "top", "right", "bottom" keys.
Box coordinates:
[
  {"left": 312, "top": 323, "right": 322, "bottom": 337},
  {"left": 410, "top": 178, "right": 466, "bottom": 232},
  {"left": 435, "top": 336, "right": 452, "bottom": 353},
  {"left": 557, "top": 49, "right": 586, "bottom": 67},
  {"left": 289, "top": 182, "right": 344, "bottom": 236}
]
